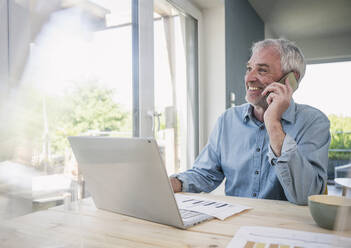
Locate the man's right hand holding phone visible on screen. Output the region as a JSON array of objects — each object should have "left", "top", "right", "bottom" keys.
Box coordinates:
[{"left": 261, "top": 74, "right": 295, "bottom": 157}]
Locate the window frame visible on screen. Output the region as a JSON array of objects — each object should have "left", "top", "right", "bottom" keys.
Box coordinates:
[
  {"left": 139, "top": 0, "right": 201, "bottom": 168},
  {"left": 0, "top": 0, "right": 9, "bottom": 97}
]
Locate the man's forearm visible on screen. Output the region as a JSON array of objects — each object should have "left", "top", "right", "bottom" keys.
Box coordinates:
[{"left": 266, "top": 121, "right": 285, "bottom": 157}]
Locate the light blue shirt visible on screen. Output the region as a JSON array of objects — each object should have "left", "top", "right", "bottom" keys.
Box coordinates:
[{"left": 174, "top": 100, "right": 330, "bottom": 205}]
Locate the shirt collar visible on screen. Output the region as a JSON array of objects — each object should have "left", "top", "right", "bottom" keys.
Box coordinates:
[
  {"left": 242, "top": 99, "right": 296, "bottom": 124},
  {"left": 243, "top": 104, "right": 253, "bottom": 123},
  {"left": 281, "top": 99, "right": 296, "bottom": 123}
]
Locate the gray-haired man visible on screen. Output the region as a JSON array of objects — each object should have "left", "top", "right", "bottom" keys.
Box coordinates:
[{"left": 170, "top": 38, "right": 330, "bottom": 205}]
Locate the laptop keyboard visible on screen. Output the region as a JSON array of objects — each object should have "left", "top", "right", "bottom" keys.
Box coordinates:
[
  {"left": 179, "top": 209, "right": 203, "bottom": 219},
  {"left": 179, "top": 209, "right": 213, "bottom": 227}
]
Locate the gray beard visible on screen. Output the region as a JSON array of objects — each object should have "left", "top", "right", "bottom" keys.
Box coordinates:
[{"left": 246, "top": 95, "right": 268, "bottom": 110}]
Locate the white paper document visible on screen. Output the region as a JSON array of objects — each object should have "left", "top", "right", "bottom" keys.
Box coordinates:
[
  {"left": 175, "top": 194, "right": 251, "bottom": 220},
  {"left": 227, "top": 226, "right": 351, "bottom": 248}
]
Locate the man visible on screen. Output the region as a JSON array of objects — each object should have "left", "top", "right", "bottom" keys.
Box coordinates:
[{"left": 170, "top": 38, "right": 330, "bottom": 205}]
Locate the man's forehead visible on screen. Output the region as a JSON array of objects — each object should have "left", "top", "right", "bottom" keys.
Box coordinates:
[{"left": 247, "top": 47, "right": 281, "bottom": 66}]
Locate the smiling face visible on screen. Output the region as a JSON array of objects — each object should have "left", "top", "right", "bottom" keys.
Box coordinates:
[{"left": 245, "top": 46, "right": 284, "bottom": 108}]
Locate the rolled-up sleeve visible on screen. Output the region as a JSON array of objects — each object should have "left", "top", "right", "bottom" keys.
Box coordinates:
[
  {"left": 267, "top": 115, "right": 331, "bottom": 205},
  {"left": 172, "top": 116, "right": 225, "bottom": 193}
]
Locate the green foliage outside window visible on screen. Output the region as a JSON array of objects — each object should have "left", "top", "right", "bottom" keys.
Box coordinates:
[
  {"left": 1, "top": 82, "right": 131, "bottom": 167},
  {"left": 328, "top": 114, "right": 351, "bottom": 160},
  {"left": 48, "top": 82, "right": 131, "bottom": 159}
]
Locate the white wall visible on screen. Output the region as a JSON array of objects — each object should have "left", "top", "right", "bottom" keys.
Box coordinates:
[
  {"left": 199, "top": 4, "right": 225, "bottom": 148},
  {"left": 201, "top": 4, "right": 226, "bottom": 195}
]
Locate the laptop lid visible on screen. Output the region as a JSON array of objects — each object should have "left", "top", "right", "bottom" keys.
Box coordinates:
[{"left": 68, "top": 136, "right": 185, "bottom": 229}]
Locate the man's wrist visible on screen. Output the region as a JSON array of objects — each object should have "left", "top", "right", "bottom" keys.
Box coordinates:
[
  {"left": 170, "top": 176, "right": 183, "bottom": 192},
  {"left": 266, "top": 121, "right": 285, "bottom": 157}
]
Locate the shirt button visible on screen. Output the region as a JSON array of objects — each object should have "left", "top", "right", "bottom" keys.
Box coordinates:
[
  {"left": 271, "top": 158, "right": 277, "bottom": 165},
  {"left": 253, "top": 193, "right": 257, "bottom": 197},
  {"left": 255, "top": 170, "right": 259, "bottom": 175},
  {"left": 256, "top": 148, "right": 260, "bottom": 152}
]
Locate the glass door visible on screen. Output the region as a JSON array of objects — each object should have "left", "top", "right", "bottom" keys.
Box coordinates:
[{"left": 153, "top": 0, "right": 199, "bottom": 175}]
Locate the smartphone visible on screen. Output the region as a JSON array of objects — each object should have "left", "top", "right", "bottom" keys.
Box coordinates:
[
  {"left": 278, "top": 72, "right": 298, "bottom": 92},
  {"left": 262, "top": 72, "right": 298, "bottom": 108}
]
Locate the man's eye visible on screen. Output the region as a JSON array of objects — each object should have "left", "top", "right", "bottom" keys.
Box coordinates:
[{"left": 258, "top": 68, "right": 267, "bottom": 73}]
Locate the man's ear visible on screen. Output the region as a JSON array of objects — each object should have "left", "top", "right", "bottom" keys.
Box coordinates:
[{"left": 293, "top": 71, "right": 300, "bottom": 81}]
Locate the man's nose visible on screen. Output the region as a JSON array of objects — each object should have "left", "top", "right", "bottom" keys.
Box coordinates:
[{"left": 245, "top": 69, "right": 258, "bottom": 83}]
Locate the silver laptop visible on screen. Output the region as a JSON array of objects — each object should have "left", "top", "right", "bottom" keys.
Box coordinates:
[{"left": 68, "top": 136, "right": 213, "bottom": 229}]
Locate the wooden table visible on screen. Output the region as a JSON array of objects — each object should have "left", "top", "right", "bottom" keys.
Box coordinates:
[{"left": 0, "top": 193, "right": 350, "bottom": 247}]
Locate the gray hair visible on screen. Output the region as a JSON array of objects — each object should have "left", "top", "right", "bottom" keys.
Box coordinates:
[{"left": 251, "top": 38, "right": 306, "bottom": 82}]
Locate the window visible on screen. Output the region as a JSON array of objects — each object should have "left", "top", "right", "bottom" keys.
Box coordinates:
[
  {"left": 294, "top": 61, "right": 351, "bottom": 180},
  {"left": 0, "top": 0, "right": 200, "bottom": 219}
]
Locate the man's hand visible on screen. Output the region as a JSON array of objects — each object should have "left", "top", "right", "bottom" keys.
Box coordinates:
[
  {"left": 262, "top": 79, "right": 293, "bottom": 123},
  {"left": 170, "top": 177, "right": 182, "bottom": 193},
  {"left": 261, "top": 78, "right": 293, "bottom": 156}
]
